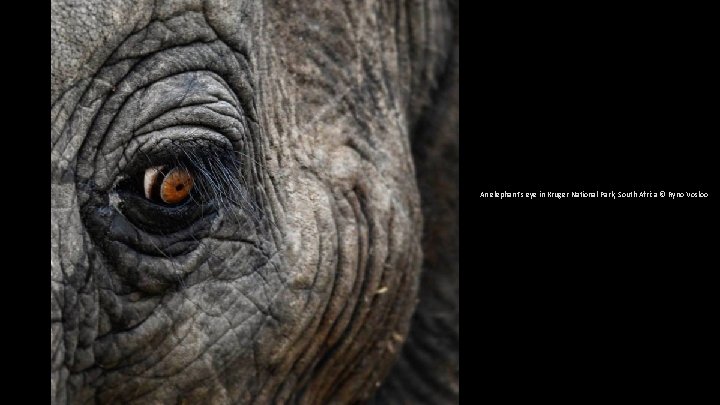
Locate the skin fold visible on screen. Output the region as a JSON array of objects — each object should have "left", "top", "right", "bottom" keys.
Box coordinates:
[{"left": 51, "top": 0, "right": 458, "bottom": 403}]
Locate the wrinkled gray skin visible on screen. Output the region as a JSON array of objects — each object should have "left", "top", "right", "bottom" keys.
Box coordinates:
[{"left": 51, "top": 0, "right": 457, "bottom": 403}]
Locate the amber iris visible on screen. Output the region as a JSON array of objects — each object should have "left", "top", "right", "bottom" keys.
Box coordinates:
[
  {"left": 160, "top": 167, "right": 194, "bottom": 204},
  {"left": 144, "top": 165, "right": 194, "bottom": 205}
]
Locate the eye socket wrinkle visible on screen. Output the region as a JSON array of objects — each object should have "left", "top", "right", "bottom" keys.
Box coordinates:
[{"left": 66, "top": 15, "right": 274, "bottom": 298}]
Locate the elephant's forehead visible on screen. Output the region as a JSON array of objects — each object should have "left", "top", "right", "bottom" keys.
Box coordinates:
[
  {"left": 51, "top": 0, "right": 248, "bottom": 102},
  {"left": 50, "top": 1, "right": 353, "bottom": 96},
  {"left": 52, "top": 0, "right": 146, "bottom": 102}
]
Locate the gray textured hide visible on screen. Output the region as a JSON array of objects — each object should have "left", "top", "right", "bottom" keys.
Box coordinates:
[{"left": 51, "top": 0, "right": 458, "bottom": 403}]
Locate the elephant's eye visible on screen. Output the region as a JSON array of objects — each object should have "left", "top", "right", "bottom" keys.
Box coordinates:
[
  {"left": 143, "top": 166, "right": 195, "bottom": 205},
  {"left": 110, "top": 143, "right": 243, "bottom": 236}
]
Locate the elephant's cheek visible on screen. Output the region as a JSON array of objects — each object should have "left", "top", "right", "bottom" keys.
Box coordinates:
[{"left": 51, "top": 182, "right": 99, "bottom": 403}]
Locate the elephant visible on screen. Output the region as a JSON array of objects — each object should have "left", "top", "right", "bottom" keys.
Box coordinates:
[{"left": 51, "top": 0, "right": 457, "bottom": 403}]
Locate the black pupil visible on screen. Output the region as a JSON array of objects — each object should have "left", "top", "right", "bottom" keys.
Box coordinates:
[{"left": 176, "top": 184, "right": 184, "bottom": 191}]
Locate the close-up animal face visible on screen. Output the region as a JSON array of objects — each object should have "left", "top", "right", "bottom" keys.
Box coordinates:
[{"left": 51, "top": 0, "right": 457, "bottom": 403}]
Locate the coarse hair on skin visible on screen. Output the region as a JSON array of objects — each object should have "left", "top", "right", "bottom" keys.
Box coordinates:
[{"left": 180, "top": 145, "right": 263, "bottom": 225}]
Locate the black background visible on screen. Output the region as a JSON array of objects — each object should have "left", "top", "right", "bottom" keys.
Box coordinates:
[
  {"left": 3, "top": 1, "right": 716, "bottom": 402},
  {"left": 463, "top": 2, "right": 715, "bottom": 402}
]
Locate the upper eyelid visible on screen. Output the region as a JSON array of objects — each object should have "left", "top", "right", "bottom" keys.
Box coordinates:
[
  {"left": 133, "top": 101, "right": 246, "bottom": 139},
  {"left": 127, "top": 70, "right": 246, "bottom": 137},
  {"left": 119, "top": 128, "right": 233, "bottom": 176}
]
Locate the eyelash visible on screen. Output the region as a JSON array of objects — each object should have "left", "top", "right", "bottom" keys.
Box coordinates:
[{"left": 117, "top": 145, "right": 251, "bottom": 214}]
